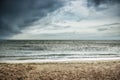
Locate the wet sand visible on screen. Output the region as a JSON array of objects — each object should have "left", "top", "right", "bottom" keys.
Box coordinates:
[{"left": 0, "top": 60, "right": 120, "bottom": 80}]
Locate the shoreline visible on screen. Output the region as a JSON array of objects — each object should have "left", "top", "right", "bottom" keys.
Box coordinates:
[{"left": 0, "top": 58, "right": 120, "bottom": 63}]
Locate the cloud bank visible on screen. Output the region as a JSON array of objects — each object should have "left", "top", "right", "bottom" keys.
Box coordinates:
[{"left": 0, "top": 0, "right": 120, "bottom": 40}]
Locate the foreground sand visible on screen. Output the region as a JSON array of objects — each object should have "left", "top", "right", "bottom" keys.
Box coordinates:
[{"left": 0, "top": 60, "right": 120, "bottom": 80}]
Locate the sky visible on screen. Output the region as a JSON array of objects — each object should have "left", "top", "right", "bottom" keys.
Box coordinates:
[{"left": 0, "top": 0, "right": 120, "bottom": 40}]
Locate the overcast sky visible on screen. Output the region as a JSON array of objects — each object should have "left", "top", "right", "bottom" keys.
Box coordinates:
[{"left": 0, "top": 0, "right": 120, "bottom": 40}]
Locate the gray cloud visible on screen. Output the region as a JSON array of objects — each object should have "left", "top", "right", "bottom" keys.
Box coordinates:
[
  {"left": 0, "top": 0, "right": 64, "bottom": 38},
  {"left": 87, "top": 0, "right": 120, "bottom": 7},
  {"left": 97, "top": 23, "right": 120, "bottom": 27},
  {"left": 97, "top": 28, "right": 108, "bottom": 31},
  {"left": 87, "top": 0, "right": 120, "bottom": 11},
  {"left": 97, "top": 23, "right": 120, "bottom": 32}
]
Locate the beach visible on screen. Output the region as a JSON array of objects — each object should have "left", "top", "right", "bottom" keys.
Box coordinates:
[
  {"left": 0, "top": 40, "right": 120, "bottom": 80},
  {"left": 0, "top": 60, "right": 120, "bottom": 80}
]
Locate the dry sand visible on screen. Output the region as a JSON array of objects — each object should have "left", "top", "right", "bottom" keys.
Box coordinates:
[{"left": 0, "top": 60, "right": 120, "bottom": 80}]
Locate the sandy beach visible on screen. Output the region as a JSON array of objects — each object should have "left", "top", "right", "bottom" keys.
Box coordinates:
[{"left": 0, "top": 60, "right": 120, "bottom": 80}]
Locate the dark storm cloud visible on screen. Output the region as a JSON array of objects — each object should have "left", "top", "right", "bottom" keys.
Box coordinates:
[
  {"left": 87, "top": 0, "right": 120, "bottom": 11},
  {"left": 0, "top": 0, "right": 64, "bottom": 38},
  {"left": 87, "top": 0, "right": 120, "bottom": 7}
]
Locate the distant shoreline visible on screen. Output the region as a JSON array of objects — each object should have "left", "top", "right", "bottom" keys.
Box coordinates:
[{"left": 1, "top": 58, "right": 120, "bottom": 63}]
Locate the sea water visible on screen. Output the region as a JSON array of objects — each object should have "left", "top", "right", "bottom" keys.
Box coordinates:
[{"left": 0, "top": 40, "right": 120, "bottom": 62}]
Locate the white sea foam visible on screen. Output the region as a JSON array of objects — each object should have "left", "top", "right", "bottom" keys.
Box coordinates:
[{"left": 0, "top": 58, "right": 120, "bottom": 63}]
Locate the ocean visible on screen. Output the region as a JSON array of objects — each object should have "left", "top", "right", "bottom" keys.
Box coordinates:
[{"left": 0, "top": 40, "right": 120, "bottom": 62}]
